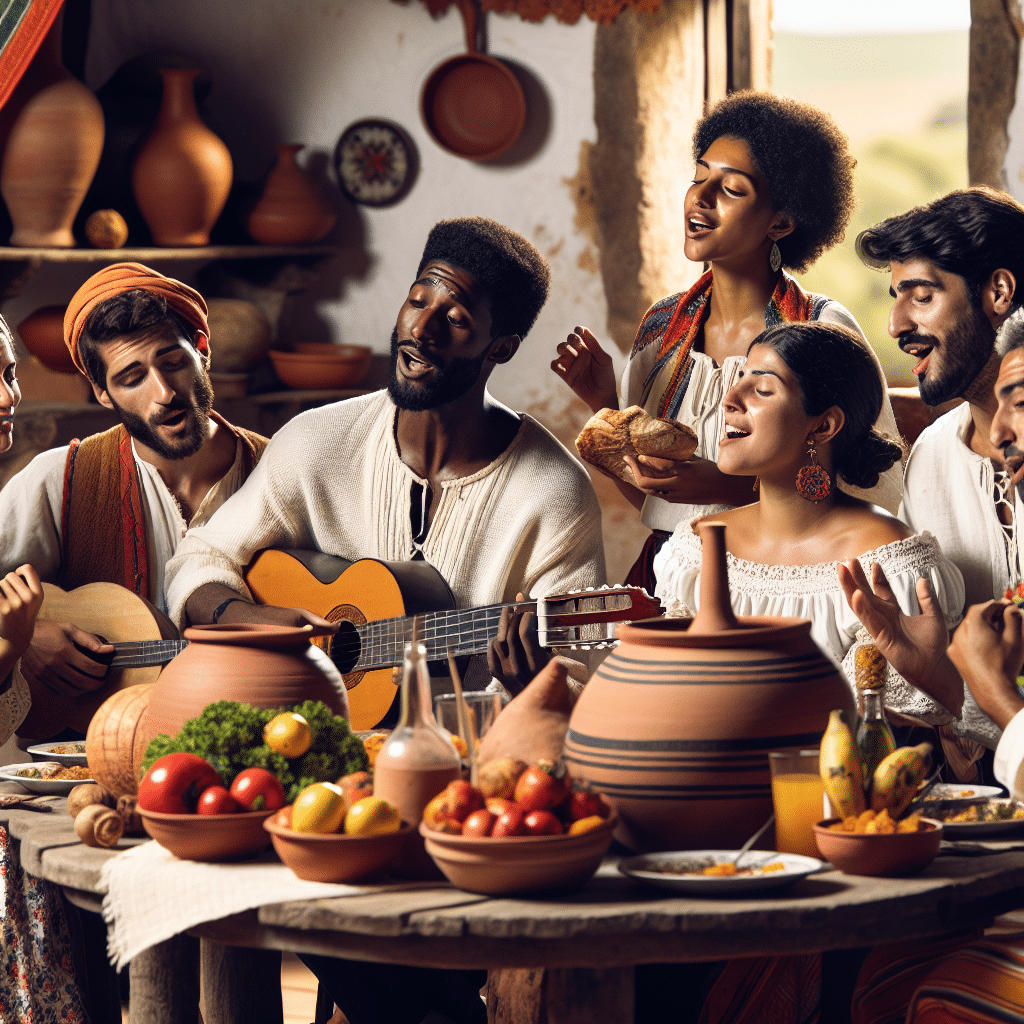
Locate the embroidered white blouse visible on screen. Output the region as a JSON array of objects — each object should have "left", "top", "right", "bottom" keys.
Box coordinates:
[{"left": 653, "top": 518, "right": 967, "bottom": 721}]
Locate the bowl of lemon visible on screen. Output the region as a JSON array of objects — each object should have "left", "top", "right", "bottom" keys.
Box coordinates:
[{"left": 264, "top": 783, "right": 410, "bottom": 883}]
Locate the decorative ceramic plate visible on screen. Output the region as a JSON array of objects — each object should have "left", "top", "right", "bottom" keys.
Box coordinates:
[
  {"left": 0, "top": 762, "right": 91, "bottom": 795},
  {"left": 334, "top": 119, "right": 417, "bottom": 206},
  {"left": 26, "top": 741, "right": 89, "bottom": 767},
  {"left": 618, "top": 850, "right": 825, "bottom": 895},
  {"left": 933, "top": 798, "right": 1024, "bottom": 838},
  {"left": 923, "top": 784, "right": 1003, "bottom": 803}
]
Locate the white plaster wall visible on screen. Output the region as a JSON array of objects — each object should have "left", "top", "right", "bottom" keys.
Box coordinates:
[{"left": 1005, "top": 60, "right": 1024, "bottom": 201}]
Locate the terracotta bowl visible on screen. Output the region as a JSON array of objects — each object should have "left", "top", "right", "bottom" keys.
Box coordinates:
[
  {"left": 420, "top": 816, "right": 616, "bottom": 896},
  {"left": 268, "top": 348, "right": 370, "bottom": 390},
  {"left": 265, "top": 818, "right": 413, "bottom": 883},
  {"left": 140, "top": 808, "right": 276, "bottom": 862},
  {"left": 812, "top": 817, "right": 943, "bottom": 877}
]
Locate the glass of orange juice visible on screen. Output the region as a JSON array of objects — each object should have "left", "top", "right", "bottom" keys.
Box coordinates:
[{"left": 769, "top": 749, "right": 825, "bottom": 859}]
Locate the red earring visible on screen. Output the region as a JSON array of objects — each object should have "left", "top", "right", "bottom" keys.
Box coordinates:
[{"left": 795, "top": 444, "right": 831, "bottom": 503}]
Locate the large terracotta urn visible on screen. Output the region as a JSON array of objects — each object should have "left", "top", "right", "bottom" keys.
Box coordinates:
[
  {"left": 138, "top": 624, "right": 348, "bottom": 749},
  {"left": 247, "top": 144, "right": 336, "bottom": 245},
  {"left": 131, "top": 68, "right": 232, "bottom": 246},
  {"left": 565, "top": 521, "right": 855, "bottom": 853},
  {"left": 0, "top": 17, "right": 104, "bottom": 247}
]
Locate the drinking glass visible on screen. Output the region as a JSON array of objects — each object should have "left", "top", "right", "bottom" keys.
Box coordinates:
[
  {"left": 433, "top": 690, "right": 508, "bottom": 743},
  {"left": 769, "top": 749, "right": 826, "bottom": 858}
]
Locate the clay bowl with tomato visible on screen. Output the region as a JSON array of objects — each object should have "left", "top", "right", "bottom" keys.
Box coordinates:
[
  {"left": 265, "top": 815, "right": 415, "bottom": 883},
  {"left": 137, "top": 755, "right": 286, "bottom": 863}
]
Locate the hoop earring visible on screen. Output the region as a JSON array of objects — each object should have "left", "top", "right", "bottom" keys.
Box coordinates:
[
  {"left": 769, "top": 241, "right": 782, "bottom": 273},
  {"left": 795, "top": 445, "right": 831, "bottom": 503}
]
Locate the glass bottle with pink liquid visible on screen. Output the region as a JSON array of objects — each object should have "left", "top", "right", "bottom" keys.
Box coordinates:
[{"left": 373, "top": 636, "right": 461, "bottom": 877}]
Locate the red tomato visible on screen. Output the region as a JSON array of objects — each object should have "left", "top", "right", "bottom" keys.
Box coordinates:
[
  {"left": 138, "top": 754, "right": 222, "bottom": 814},
  {"left": 229, "top": 768, "right": 286, "bottom": 812},
  {"left": 523, "top": 810, "right": 563, "bottom": 836},
  {"left": 568, "top": 788, "right": 609, "bottom": 822},
  {"left": 492, "top": 805, "right": 527, "bottom": 838},
  {"left": 513, "top": 762, "right": 571, "bottom": 813},
  {"left": 196, "top": 785, "right": 241, "bottom": 815},
  {"left": 462, "top": 809, "right": 496, "bottom": 838},
  {"left": 444, "top": 780, "right": 484, "bottom": 823}
]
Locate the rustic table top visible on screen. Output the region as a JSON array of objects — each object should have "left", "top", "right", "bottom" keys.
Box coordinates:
[{"left": 9, "top": 792, "right": 1024, "bottom": 971}]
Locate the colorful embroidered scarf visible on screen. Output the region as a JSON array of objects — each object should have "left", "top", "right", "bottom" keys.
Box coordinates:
[{"left": 631, "top": 270, "right": 832, "bottom": 419}]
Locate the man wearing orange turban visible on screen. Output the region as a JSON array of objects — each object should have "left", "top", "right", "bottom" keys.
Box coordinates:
[{"left": 0, "top": 262, "right": 268, "bottom": 728}]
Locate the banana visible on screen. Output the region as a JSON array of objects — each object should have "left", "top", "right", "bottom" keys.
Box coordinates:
[
  {"left": 819, "top": 710, "right": 866, "bottom": 819},
  {"left": 870, "top": 742, "right": 932, "bottom": 817}
]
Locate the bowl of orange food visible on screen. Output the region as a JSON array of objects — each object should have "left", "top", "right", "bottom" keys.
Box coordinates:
[{"left": 813, "top": 812, "right": 942, "bottom": 877}]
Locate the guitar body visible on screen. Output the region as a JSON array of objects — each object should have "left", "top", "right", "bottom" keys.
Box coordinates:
[
  {"left": 18, "top": 582, "right": 177, "bottom": 739},
  {"left": 245, "top": 550, "right": 455, "bottom": 730}
]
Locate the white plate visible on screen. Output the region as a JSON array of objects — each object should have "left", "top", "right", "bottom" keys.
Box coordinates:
[
  {"left": 26, "top": 741, "right": 88, "bottom": 767},
  {"left": 934, "top": 799, "right": 1024, "bottom": 838},
  {"left": 922, "top": 784, "right": 1003, "bottom": 803},
  {"left": 0, "top": 761, "right": 92, "bottom": 795},
  {"left": 619, "top": 850, "right": 825, "bottom": 895}
]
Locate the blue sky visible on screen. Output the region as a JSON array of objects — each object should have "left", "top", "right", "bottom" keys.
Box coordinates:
[{"left": 773, "top": 0, "right": 970, "bottom": 35}]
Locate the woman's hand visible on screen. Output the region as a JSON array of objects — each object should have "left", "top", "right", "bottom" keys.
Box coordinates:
[
  {"left": 0, "top": 565, "right": 43, "bottom": 659},
  {"left": 838, "top": 560, "right": 963, "bottom": 716},
  {"left": 551, "top": 326, "right": 618, "bottom": 414}
]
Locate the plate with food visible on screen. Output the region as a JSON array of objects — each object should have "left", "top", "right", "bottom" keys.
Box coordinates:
[
  {"left": 922, "top": 784, "right": 1003, "bottom": 803},
  {"left": 26, "top": 741, "right": 88, "bottom": 767},
  {"left": 930, "top": 798, "right": 1024, "bottom": 838},
  {"left": 0, "top": 761, "right": 93, "bottom": 795},
  {"left": 618, "top": 850, "right": 825, "bottom": 895}
]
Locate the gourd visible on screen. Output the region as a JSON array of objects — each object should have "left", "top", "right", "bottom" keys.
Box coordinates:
[{"left": 85, "top": 683, "right": 154, "bottom": 797}]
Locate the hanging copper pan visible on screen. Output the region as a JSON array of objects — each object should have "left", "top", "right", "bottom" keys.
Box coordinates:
[{"left": 421, "top": 0, "right": 526, "bottom": 161}]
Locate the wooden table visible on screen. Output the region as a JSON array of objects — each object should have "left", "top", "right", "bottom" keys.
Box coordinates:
[{"left": 11, "top": 801, "right": 1024, "bottom": 1024}]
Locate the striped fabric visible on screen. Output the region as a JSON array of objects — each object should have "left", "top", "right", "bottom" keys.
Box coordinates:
[
  {"left": 699, "top": 953, "right": 821, "bottom": 1024},
  {"left": 0, "top": 0, "right": 63, "bottom": 109}
]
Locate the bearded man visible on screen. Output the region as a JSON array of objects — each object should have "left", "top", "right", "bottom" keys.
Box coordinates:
[
  {"left": 0, "top": 262, "right": 267, "bottom": 733},
  {"left": 857, "top": 186, "right": 1024, "bottom": 754},
  {"left": 165, "top": 217, "right": 605, "bottom": 698}
]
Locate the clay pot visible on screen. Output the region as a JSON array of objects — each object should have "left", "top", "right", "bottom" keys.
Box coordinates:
[
  {"left": 0, "top": 19, "right": 104, "bottom": 248},
  {"left": 17, "top": 305, "right": 78, "bottom": 374},
  {"left": 138, "top": 624, "right": 347, "bottom": 750},
  {"left": 565, "top": 521, "right": 855, "bottom": 853},
  {"left": 247, "top": 144, "right": 336, "bottom": 245},
  {"left": 206, "top": 298, "right": 272, "bottom": 373},
  {"left": 131, "top": 68, "right": 232, "bottom": 246}
]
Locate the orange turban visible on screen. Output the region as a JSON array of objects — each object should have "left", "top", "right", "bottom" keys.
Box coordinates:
[{"left": 63, "top": 262, "right": 209, "bottom": 377}]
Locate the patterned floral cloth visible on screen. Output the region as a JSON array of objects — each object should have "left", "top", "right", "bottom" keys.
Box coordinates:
[{"left": 0, "top": 825, "right": 89, "bottom": 1023}]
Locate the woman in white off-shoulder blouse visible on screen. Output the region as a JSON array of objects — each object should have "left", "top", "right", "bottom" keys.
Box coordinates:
[{"left": 654, "top": 321, "right": 967, "bottom": 721}]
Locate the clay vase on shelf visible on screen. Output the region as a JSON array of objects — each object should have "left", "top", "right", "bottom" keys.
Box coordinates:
[
  {"left": 131, "top": 68, "right": 232, "bottom": 246},
  {"left": 565, "top": 520, "right": 855, "bottom": 853},
  {"left": 206, "top": 298, "right": 272, "bottom": 373},
  {"left": 17, "top": 305, "right": 79, "bottom": 373},
  {"left": 0, "top": 17, "right": 104, "bottom": 248},
  {"left": 138, "top": 624, "right": 347, "bottom": 750},
  {"left": 247, "top": 144, "right": 337, "bottom": 245}
]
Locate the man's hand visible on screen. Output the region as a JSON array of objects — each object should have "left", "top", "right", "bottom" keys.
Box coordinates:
[
  {"left": 0, "top": 565, "right": 44, "bottom": 658},
  {"left": 622, "top": 453, "right": 756, "bottom": 507},
  {"left": 487, "top": 594, "right": 550, "bottom": 696},
  {"left": 550, "top": 326, "right": 618, "bottom": 414},
  {"left": 216, "top": 598, "right": 337, "bottom": 632},
  {"left": 948, "top": 600, "right": 1024, "bottom": 731},
  {"left": 838, "top": 559, "right": 963, "bottom": 716},
  {"left": 20, "top": 618, "right": 114, "bottom": 697}
]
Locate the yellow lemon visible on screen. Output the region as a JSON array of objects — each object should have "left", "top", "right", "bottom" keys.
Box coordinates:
[
  {"left": 264, "top": 712, "right": 312, "bottom": 758},
  {"left": 291, "top": 783, "right": 346, "bottom": 834},
  {"left": 344, "top": 796, "right": 401, "bottom": 837}
]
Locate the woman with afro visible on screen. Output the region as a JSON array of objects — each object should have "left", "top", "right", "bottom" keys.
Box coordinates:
[{"left": 553, "top": 91, "right": 902, "bottom": 588}]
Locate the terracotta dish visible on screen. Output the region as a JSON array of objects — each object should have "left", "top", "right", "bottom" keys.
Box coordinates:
[
  {"left": 576, "top": 406, "right": 697, "bottom": 484},
  {"left": 812, "top": 817, "right": 942, "bottom": 877},
  {"left": 141, "top": 808, "right": 275, "bottom": 862},
  {"left": 420, "top": 0, "right": 525, "bottom": 161},
  {"left": 420, "top": 815, "right": 616, "bottom": 896},
  {"left": 268, "top": 349, "right": 371, "bottom": 390},
  {"left": 265, "top": 819, "right": 413, "bottom": 883}
]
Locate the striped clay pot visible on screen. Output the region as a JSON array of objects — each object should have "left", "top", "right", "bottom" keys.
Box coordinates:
[{"left": 564, "top": 521, "right": 854, "bottom": 853}]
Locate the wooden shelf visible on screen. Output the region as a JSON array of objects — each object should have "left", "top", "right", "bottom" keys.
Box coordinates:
[{"left": 0, "top": 244, "right": 343, "bottom": 262}]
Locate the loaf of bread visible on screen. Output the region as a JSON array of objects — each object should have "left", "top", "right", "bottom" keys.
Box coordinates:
[{"left": 575, "top": 406, "right": 698, "bottom": 484}]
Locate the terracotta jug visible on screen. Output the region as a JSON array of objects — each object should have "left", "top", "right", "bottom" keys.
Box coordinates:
[
  {"left": 565, "top": 521, "right": 855, "bottom": 853},
  {"left": 17, "top": 305, "right": 78, "bottom": 373},
  {"left": 131, "top": 68, "right": 232, "bottom": 246},
  {"left": 139, "top": 624, "right": 347, "bottom": 748},
  {"left": 247, "top": 144, "right": 336, "bottom": 245},
  {"left": 0, "top": 16, "right": 104, "bottom": 247}
]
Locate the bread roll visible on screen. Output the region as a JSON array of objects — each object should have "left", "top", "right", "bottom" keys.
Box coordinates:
[{"left": 575, "top": 406, "right": 697, "bottom": 484}]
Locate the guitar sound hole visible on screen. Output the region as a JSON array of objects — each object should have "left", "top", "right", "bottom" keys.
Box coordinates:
[{"left": 330, "top": 621, "right": 361, "bottom": 674}]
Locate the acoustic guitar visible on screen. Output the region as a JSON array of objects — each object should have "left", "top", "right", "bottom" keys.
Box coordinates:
[
  {"left": 244, "top": 549, "right": 662, "bottom": 731},
  {"left": 17, "top": 582, "right": 184, "bottom": 740}
]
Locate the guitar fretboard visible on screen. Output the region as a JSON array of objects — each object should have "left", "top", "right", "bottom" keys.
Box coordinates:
[{"left": 110, "top": 639, "right": 187, "bottom": 668}]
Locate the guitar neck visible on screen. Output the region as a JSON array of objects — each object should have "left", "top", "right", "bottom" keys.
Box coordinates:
[{"left": 109, "top": 639, "right": 188, "bottom": 668}]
